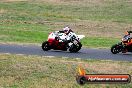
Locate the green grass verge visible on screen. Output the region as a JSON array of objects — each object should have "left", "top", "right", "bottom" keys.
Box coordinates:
[
  {"left": 1, "top": 1, "right": 132, "bottom": 22},
  {"left": 0, "top": 1, "right": 131, "bottom": 48},
  {"left": 0, "top": 22, "right": 50, "bottom": 43},
  {"left": 0, "top": 54, "right": 131, "bottom": 88},
  {"left": 81, "top": 37, "right": 119, "bottom": 48}
]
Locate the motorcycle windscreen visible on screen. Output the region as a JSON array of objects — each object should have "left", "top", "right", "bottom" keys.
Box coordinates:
[{"left": 48, "top": 32, "right": 56, "bottom": 40}]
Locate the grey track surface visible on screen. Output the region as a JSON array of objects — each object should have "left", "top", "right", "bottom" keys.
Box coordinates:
[{"left": 0, "top": 44, "right": 132, "bottom": 61}]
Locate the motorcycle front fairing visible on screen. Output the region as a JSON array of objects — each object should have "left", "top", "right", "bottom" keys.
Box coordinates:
[
  {"left": 122, "top": 35, "right": 132, "bottom": 51},
  {"left": 48, "top": 32, "right": 67, "bottom": 50}
]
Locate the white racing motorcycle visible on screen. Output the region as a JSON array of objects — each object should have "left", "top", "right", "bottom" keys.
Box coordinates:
[{"left": 42, "top": 31, "right": 85, "bottom": 53}]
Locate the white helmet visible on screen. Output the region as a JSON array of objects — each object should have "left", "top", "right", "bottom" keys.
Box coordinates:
[{"left": 63, "top": 26, "right": 70, "bottom": 34}]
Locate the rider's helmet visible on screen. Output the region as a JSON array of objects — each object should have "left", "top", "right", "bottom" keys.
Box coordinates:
[
  {"left": 125, "top": 31, "right": 130, "bottom": 35},
  {"left": 122, "top": 31, "right": 131, "bottom": 43},
  {"left": 63, "top": 26, "right": 73, "bottom": 35}
]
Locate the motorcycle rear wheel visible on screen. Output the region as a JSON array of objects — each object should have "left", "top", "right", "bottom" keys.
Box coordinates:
[{"left": 69, "top": 42, "right": 82, "bottom": 53}]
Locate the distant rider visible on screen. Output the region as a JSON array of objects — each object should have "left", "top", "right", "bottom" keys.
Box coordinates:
[
  {"left": 122, "top": 31, "right": 132, "bottom": 53},
  {"left": 125, "top": 31, "right": 132, "bottom": 46}
]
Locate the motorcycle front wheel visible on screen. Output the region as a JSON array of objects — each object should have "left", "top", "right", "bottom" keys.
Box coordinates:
[{"left": 42, "top": 41, "right": 50, "bottom": 51}]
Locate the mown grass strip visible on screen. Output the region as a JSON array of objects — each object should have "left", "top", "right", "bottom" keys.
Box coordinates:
[{"left": 0, "top": 54, "right": 131, "bottom": 88}]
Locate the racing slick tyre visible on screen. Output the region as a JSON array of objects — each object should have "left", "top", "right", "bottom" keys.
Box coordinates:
[
  {"left": 42, "top": 41, "right": 50, "bottom": 51},
  {"left": 111, "top": 44, "right": 120, "bottom": 54},
  {"left": 69, "top": 42, "right": 82, "bottom": 53}
]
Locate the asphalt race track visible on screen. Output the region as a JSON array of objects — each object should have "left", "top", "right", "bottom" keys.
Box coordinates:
[{"left": 0, "top": 44, "right": 132, "bottom": 61}]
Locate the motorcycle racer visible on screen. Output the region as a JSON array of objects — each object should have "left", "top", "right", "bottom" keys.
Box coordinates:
[
  {"left": 54, "top": 26, "right": 74, "bottom": 43},
  {"left": 62, "top": 26, "right": 74, "bottom": 42},
  {"left": 125, "top": 31, "right": 132, "bottom": 46},
  {"left": 51, "top": 26, "right": 74, "bottom": 50},
  {"left": 122, "top": 31, "right": 132, "bottom": 53}
]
